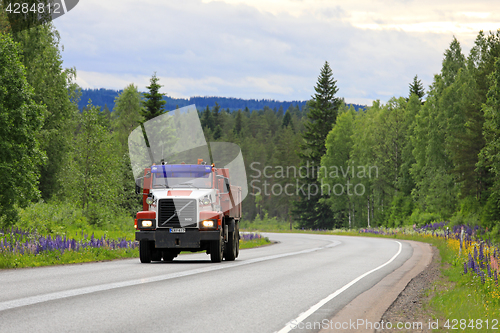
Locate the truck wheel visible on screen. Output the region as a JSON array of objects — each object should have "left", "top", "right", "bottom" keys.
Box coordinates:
[
  {"left": 139, "top": 240, "right": 152, "bottom": 263},
  {"left": 235, "top": 226, "right": 240, "bottom": 258},
  {"left": 210, "top": 231, "right": 224, "bottom": 263},
  {"left": 224, "top": 230, "right": 239, "bottom": 261}
]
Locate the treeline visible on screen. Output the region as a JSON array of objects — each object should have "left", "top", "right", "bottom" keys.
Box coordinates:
[
  {"left": 242, "top": 31, "right": 500, "bottom": 236},
  {"left": 299, "top": 31, "right": 500, "bottom": 234},
  {"left": 2, "top": 5, "right": 500, "bottom": 235},
  {"left": 0, "top": 13, "right": 139, "bottom": 228},
  {"left": 0, "top": 11, "right": 309, "bottom": 227},
  {"left": 79, "top": 88, "right": 365, "bottom": 113}
]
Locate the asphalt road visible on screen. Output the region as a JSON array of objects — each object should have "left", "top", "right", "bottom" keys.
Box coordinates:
[{"left": 0, "top": 233, "right": 413, "bottom": 333}]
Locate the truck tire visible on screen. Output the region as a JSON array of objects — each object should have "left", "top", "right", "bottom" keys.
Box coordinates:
[
  {"left": 210, "top": 231, "right": 224, "bottom": 263},
  {"left": 139, "top": 240, "right": 152, "bottom": 263},
  {"left": 224, "top": 226, "right": 239, "bottom": 261}
]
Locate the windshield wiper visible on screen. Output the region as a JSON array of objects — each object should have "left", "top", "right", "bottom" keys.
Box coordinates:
[
  {"left": 153, "top": 184, "right": 170, "bottom": 189},
  {"left": 176, "top": 182, "right": 198, "bottom": 188}
]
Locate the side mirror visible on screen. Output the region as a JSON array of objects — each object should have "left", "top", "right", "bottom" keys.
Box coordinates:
[{"left": 135, "top": 178, "right": 142, "bottom": 194}]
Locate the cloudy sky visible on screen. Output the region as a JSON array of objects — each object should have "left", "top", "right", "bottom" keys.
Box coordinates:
[{"left": 54, "top": 0, "right": 499, "bottom": 105}]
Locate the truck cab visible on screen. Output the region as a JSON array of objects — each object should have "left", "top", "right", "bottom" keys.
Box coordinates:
[{"left": 134, "top": 161, "right": 241, "bottom": 263}]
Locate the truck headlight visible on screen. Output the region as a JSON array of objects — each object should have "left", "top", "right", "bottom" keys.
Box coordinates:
[
  {"left": 142, "top": 220, "right": 153, "bottom": 227},
  {"left": 146, "top": 197, "right": 154, "bottom": 205},
  {"left": 201, "top": 220, "right": 214, "bottom": 228}
]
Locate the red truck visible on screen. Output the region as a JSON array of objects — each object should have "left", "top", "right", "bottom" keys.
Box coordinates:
[{"left": 134, "top": 161, "right": 242, "bottom": 263}]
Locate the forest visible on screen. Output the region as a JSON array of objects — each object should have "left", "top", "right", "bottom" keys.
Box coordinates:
[
  {"left": 1, "top": 6, "right": 500, "bottom": 239},
  {"left": 78, "top": 88, "right": 365, "bottom": 114}
]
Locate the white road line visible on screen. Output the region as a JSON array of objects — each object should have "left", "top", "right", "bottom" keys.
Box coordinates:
[
  {"left": 0, "top": 240, "right": 341, "bottom": 312},
  {"left": 276, "top": 241, "right": 403, "bottom": 333}
]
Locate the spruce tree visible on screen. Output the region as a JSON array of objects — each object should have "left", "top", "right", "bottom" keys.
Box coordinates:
[
  {"left": 281, "top": 110, "right": 294, "bottom": 130},
  {"left": 409, "top": 75, "right": 425, "bottom": 101},
  {"left": 293, "top": 61, "right": 341, "bottom": 229},
  {"left": 201, "top": 105, "right": 213, "bottom": 130},
  {"left": 141, "top": 72, "right": 166, "bottom": 122},
  {"left": 211, "top": 102, "right": 220, "bottom": 129},
  {"left": 234, "top": 110, "right": 243, "bottom": 135}
]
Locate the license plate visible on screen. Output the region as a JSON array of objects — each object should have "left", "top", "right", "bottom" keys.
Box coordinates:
[{"left": 169, "top": 228, "right": 186, "bottom": 233}]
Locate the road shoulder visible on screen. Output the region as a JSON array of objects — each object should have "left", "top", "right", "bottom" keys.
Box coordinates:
[{"left": 319, "top": 240, "right": 433, "bottom": 333}]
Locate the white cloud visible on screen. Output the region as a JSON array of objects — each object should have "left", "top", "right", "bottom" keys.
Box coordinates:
[{"left": 54, "top": 0, "right": 499, "bottom": 105}]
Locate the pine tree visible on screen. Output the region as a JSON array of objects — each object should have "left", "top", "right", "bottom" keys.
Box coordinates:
[
  {"left": 277, "top": 105, "right": 284, "bottom": 118},
  {"left": 213, "top": 125, "right": 222, "bottom": 140},
  {"left": 409, "top": 75, "right": 425, "bottom": 101},
  {"left": 141, "top": 72, "right": 166, "bottom": 122},
  {"left": 211, "top": 102, "right": 220, "bottom": 130},
  {"left": 293, "top": 61, "right": 341, "bottom": 229},
  {"left": 281, "top": 110, "right": 293, "bottom": 129},
  {"left": 234, "top": 110, "right": 243, "bottom": 135},
  {"left": 301, "top": 61, "right": 340, "bottom": 162},
  {"left": 201, "top": 105, "right": 213, "bottom": 130}
]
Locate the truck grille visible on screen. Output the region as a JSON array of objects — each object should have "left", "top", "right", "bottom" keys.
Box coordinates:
[{"left": 158, "top": 199, "right": 198, "bottom": 228}]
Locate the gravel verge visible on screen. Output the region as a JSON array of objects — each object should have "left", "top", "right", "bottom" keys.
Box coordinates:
[{"left": 376, "top": 246, "right": 446, "bottom": 333}]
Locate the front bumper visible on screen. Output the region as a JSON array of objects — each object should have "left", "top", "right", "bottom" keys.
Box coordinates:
[{"left": 136, "top": 229, "right": 220, "bottom": 249}]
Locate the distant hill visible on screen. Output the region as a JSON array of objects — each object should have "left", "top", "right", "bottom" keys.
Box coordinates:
[{"left": 78, "top": 88, "right": 365, "bottom": 112}]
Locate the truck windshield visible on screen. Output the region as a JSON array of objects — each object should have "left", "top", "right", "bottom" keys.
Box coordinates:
[{"left": 153, "top": 174, "right": 212, "bottom": 189}]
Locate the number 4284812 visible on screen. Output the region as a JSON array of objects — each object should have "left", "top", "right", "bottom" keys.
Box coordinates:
[
  {"left": 5, "top": 2, "right": 61, "bottom": 15},
  {"left": 443, "top": 318, "right": 498, "bottom": 330}
]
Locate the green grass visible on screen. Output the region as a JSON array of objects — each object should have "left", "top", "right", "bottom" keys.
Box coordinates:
[
  {"left": 240, "top": 236, "right": 272, "bottom": 249},
  {"left": 240, "top": 214, "right": 295, "bottom": 232}
]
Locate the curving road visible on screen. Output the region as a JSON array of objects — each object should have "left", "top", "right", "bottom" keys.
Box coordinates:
[{"left": 0, "top": 233, "right": 416, "bottom": 333}]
